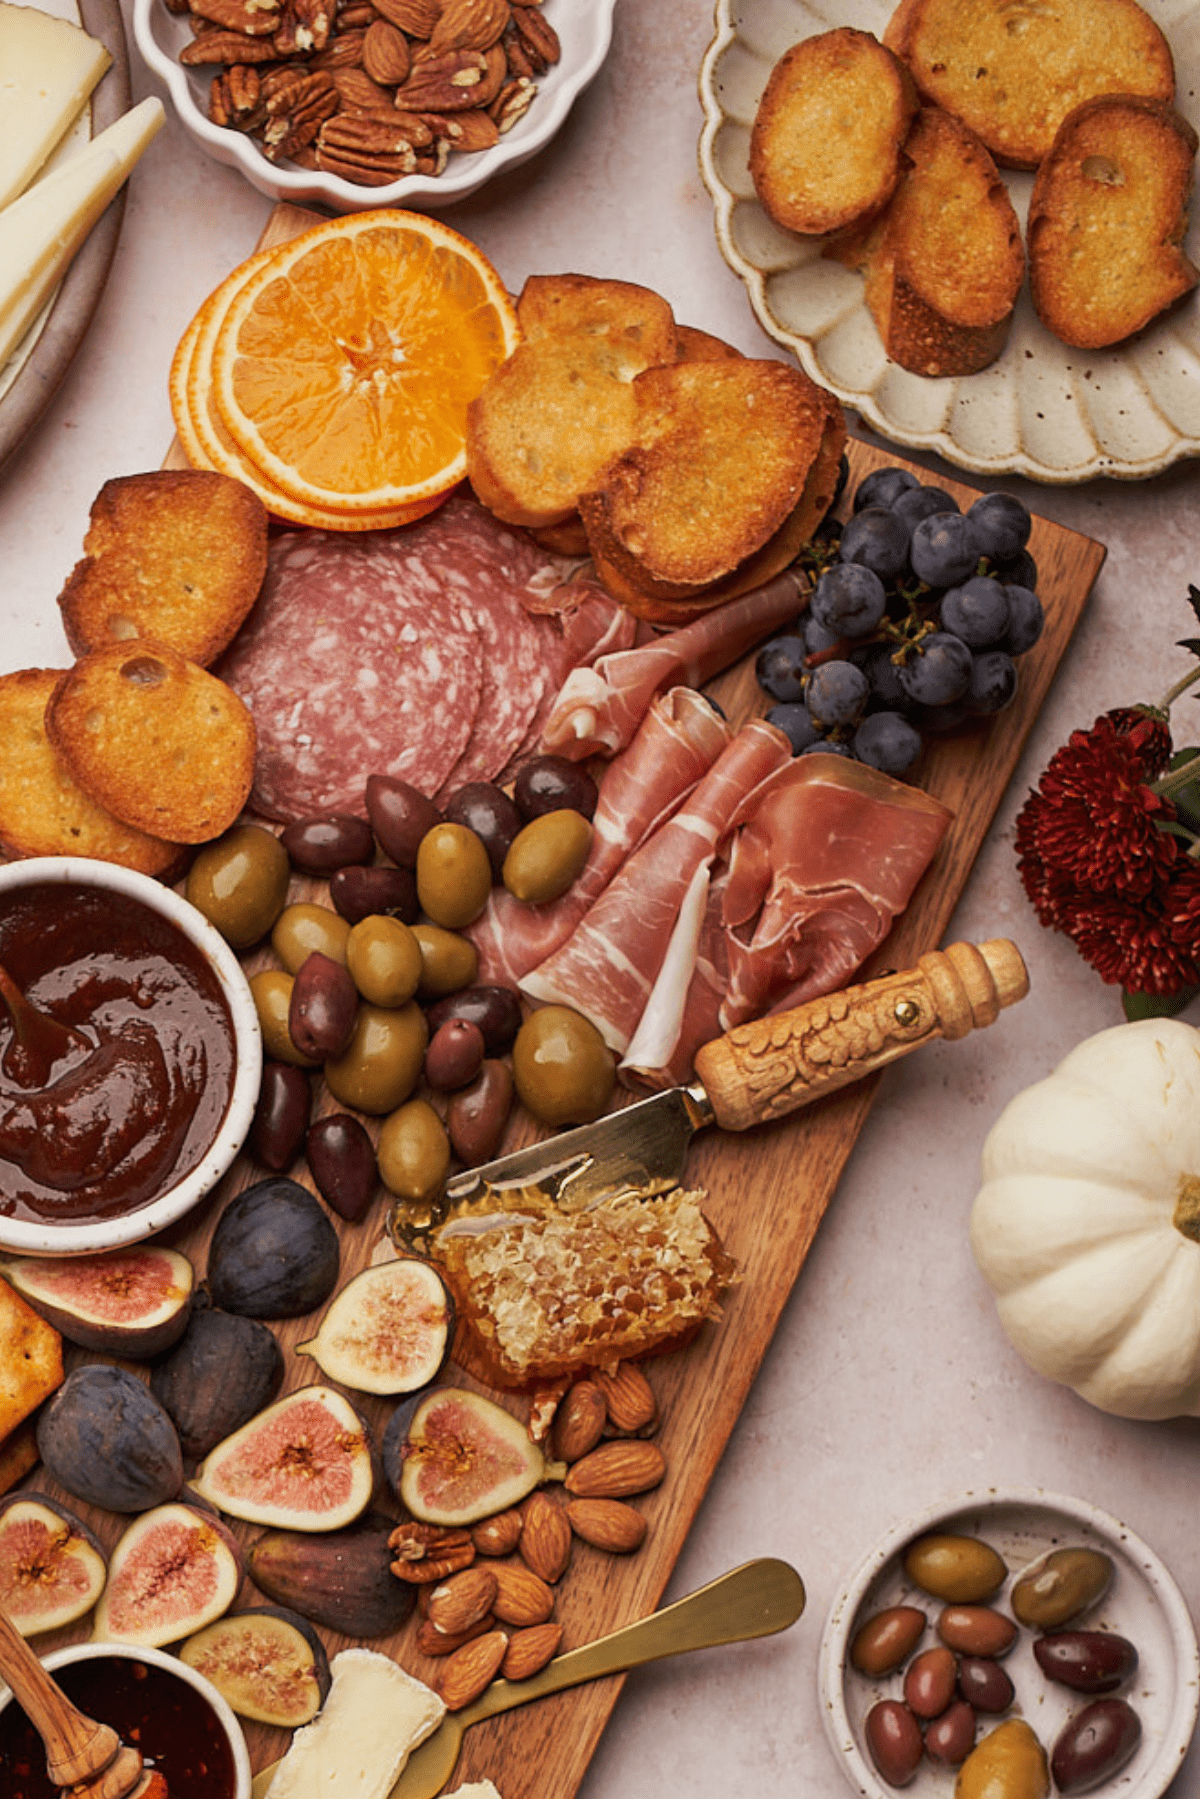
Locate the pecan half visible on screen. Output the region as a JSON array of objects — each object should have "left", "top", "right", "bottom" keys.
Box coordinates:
[
  {"left": 389, "top": 1522, "right": 476, "bottom": 1582},
  {"left": 510, "top": 2, "right": 557, "bottom": 69},
  {"left": 311, "top": 28, "right": 367, "bottom": 68},
  {"left": 189, "top": 0, "right": 281, "bottom": 36},
  {"left": 395, "top": 44, "right": 488, "bottom": 109},
  {"left": 273, "top": 0, "right": 334, "bottom": 55},
  {"left": 261, "top": 66, "right": 339, "bottom": 157},
  {"left": 208, "top": 64, "right": 268, "bottom": 127},
  {"left": 488, "top": 72, "right": 534, "bottom": 131},
  {"left": 182, "top": 29, "right": 281, "bottom": 64}
]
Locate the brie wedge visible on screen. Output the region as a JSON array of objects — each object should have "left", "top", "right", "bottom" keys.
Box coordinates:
[
  {"left": 0, "top": 2, "right": 112, "bottom": 211},
  {"left": 265, "top": 1649, "right": 446, "bottom": 1799}
]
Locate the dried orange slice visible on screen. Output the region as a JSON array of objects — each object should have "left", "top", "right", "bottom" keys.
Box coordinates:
[{"left": 210, "top": 210, "right": 520, "bottom": 515}]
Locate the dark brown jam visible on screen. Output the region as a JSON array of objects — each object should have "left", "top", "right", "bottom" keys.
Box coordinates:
[
  {"left": 0, "top": 884, "right": 236, "bottom": 1224},
  {"left": 0, "top": 1654, "right": 238, "bottom": 1799}
]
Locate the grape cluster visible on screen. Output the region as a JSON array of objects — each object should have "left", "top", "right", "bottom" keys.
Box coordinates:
[{"left": 756, "top": 467, "right": 1045, "bottom": 776}]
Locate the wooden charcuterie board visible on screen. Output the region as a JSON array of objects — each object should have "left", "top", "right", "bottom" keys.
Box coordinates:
[{"left": 21, "top": 205, "right": 1106, "bottom": 1799}]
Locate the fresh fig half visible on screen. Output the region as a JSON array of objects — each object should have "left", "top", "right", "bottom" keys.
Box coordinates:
[
  {"left": 247, "top": 1511, "right": 416, "bottom": 1638},
  {"left": 37, "top": 1365, "right": 183, "bottom": 1513},
  {"left": 93, "top": 1501, "right": 243, "bottom": 1648},
  {"left": 0, "top": 1247, "right": 193, "bottom": 1358},
  {"left": 189, "top": 1386, "right": 374, "bottom": 1531},
  {"left": 388, "top": 1387, "right": 549, "bottom": 1526},
  {"left": 0, "top": 1493, "right": 107, "bottom": 1635},
  {"left": 179, "top": 1605, "right": 331, "bottom": 1727},
  {"left": 206, "top": 1177, "right": 340, "bottom": 1320},
  {"left": 296, "top": 1257, "right": 453, "bottom": 1395},
  {"left": 151, "top": 1306, "right": 284, "bottom": 1463}
]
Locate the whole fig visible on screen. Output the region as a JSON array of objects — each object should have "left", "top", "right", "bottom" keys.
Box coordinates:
[{"left": 38, "top": 1366, "right": 183, "bottom": 1513}]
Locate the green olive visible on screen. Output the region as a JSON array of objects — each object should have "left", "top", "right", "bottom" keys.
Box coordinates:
[
  {"left": 502, "top": 809, "right": 593, "bottom": 905},
  {"left": 272, "top": 902, "right": 351, "bottom": 973},
  {"left": 1011, "top": 1548, "right": 1113, "bottom": 1629},
  {"left": 249, "top": 969, "right": 318, "bottom": 1067},
  {"left": 185, "top": 824, "right": 290, "bottom": 949},
  {"left": 346, "top": 915, "right": 423, "bottom": 1008},
  {"left": 903, "top": 1534, "right": 1007, "bottom": 1603},
  {"left": 323, "top": 1000, "right": 428, "bottom": 1115},
  {"left": 412, "top": 924, "right": 478, "bottom": 998},
  {"left": 511, "top": 1004, "right": 615, "bottom": 1127},
  {"left": 415, "top": 822, "right": 492, "bottom": 929},
  {"left": 955, "top": 1719, "right": 1049, "bottom": 1799},
  {"left": 377, "top": 1098, "right": 450, "bottom": 1202}
]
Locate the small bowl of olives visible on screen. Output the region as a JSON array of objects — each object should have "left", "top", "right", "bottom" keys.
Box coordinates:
[{"left": 819, "top": 1488, "right": 1199, "bottom": 1799}]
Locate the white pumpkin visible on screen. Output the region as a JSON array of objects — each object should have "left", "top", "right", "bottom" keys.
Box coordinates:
[{"left": 970, "top": 1016, "right": 1200, "bottom": 1421}]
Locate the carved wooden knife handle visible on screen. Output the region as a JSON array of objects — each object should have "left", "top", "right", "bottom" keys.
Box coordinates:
[{"left": 693, "top": 939, "right": 1028, "bottom": 1133}]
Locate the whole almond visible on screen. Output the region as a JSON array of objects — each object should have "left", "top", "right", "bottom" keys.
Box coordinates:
[
  {"left": 566, "top": 1497, "right": 648, "bottom": 1554},
  {"left": 594, "top": 1364, "right": 658, "bottom": 1434},
  {"left": 519, "top": 1491, "right": 572, "bottom": 1583},
  {"left": 472, "top": 1508, "right": 523, "bottom": 1557},
  {"left": 490, "top": 1561, "right": 555, "bottom": 1627},
  {"left": 564, "top": 1440, "right": 666, "bottom": 1499},
  {"left": 501, "top": 1621, "right": 563, "bottom": 1681},
  {"left": 552, "top": 1380, "right": 607, "bottom": 1463},
  {"left": 437, "top": 1628, "right": 509, "bottom": 1710},
  {"left": 416, "top": 1612, "right": 495, "bottom": 1657},
  {"left": 426, "top": 1565, "right": 498, "bottom": 1635},
  {"left": 362, "top": 16, "right": 411, "bottom": 82}
]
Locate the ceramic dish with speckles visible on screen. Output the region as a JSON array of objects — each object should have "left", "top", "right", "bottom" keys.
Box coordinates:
[
  {"left": 819, "top": 1487, "right": 1200, "bottom": 1799},
  {"left": 698, "top": 0, "right": 1200, "bottom": 483}
]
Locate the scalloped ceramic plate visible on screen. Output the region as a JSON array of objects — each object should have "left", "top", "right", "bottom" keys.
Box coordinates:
[
  {"left": 819, "top": 1488, "right": 1200, "bottom": 1799},
  {"left": 133, "top": 0, "right": 615, "bottom": 213},
  {"left": 698, "top": 0, "right": 1200, "bottom": 483}
]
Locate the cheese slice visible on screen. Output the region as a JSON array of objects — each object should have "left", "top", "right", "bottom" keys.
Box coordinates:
[
  {"left": 0, "top": 2, "right": 112, "bottom": 212},
  {"left": 445, "top": 1785, "right": 505, "bottom": 1798},
  {"left": 0, "top": 95, "right": 164, "bottom": 372},
  {"left": 265, "top": 1649, "right": 446, "bottom": 1799}
]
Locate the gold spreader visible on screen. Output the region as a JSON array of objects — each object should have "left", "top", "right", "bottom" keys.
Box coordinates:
[{"left": 251, "top": 1556, "right": 805, "bottom": 1799}]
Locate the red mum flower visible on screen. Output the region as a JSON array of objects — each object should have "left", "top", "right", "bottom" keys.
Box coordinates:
[
  {"left": 1064, "top": 886, "right": 1200, "bottom": 994},
  {"left": 1163, "top": 858, "right": 1200, "bottom": 963}
]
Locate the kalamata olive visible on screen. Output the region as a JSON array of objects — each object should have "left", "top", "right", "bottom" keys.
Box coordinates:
[
  {"left": 288, "top": 952, "right": 358, "bottom": 1060},
  {"left": 306, "top": 1113, "right": 378, "bottom": 1222},
  {"left": 250, "top": 1062, "right": 312, "bottom": 1171},
  {"left": 904, "top": 1645, "right": 957, "bottom": 1719},
  {"left": 279, "top": 813, "right": 375, "bottom": 873},
  {"left": 427, "top": 985, "right": 522, "bottom": 1055},
  {"left": 415, "top": 822, "right": 493, "bottom": 928},
  {"left": 425, "top": 1018, "right": 486, "bottom": 1092},
  {"left": 925, "top": 1701, "right": 976, "bottom": 1768},
  {"left": 441, "top": 783, "right": 522, "bottom": 878},
  {"left": 863, "top": 1699, "right": 922, "bottom": 1788},
  {"left": 446, "top": 1060, "right": 513, "bottom": 1166},
  {"left": 330, "top": 863, "right": 419, "bottom": 926},
  {"left": 1051, "top": 1699, "right": 1141, "bottom": 1794},
  {"left": 502, "top": 809, "right": 593, "bottom": 905},
  {"left": 272, "top": 902, "right": 351, "bottom": 973},
  {"left": 903, "top": 1534, "right": 1007, "bottom": 1603},
  {"left": 1033, "top": 1631, "right": 1138, "bottom": 1694},
  {"left": 346, "top": 915, "right": 423, "bottom": 1008},
  {"left": 512, "top": 1004, "right": 615, "bottom": 1127},
  {"left": 513, "top": 754, "right": 599, "bottom": 822},
  {"left": 377, "top": 1098, "right": 450, "bottom": 1203},
  {"left": 958, "top": 1655, "right": 1014, "bottom": 1714},
  {"left": 938, "top": 1606, "right": 1018, "bottom": 1658},
  {"left": 1011, "top": 1549, "right": 1113, "bottom": 1630},
  {"left": 365, "top": 775, "right": 442, "bottom": 867},
  {"left": 850, "top": 1605, "right": 926, "bottom": 1676},
  {"left": 413, "top": 925, "right": 478, "bottom": 998},
  {"left": 955, "top": 1720, "right": 1048, "bottom": 1799},
  {"left": 323, "top": 1001, "right": 428, "bottom": 1114},
  {"left": 249, "top": 970, "right": 318, "bottom": 1067},
  {"left": 186, "top": 824, "right": 290, "bottom": 948}
]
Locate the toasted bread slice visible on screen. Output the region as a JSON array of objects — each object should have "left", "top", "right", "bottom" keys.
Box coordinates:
[
  {"left": 0, "top": 1277, "right": 62, "bottom": 1444},
  {"left": 1028, "top": 94, "right": 1199, "bottom": 348},
  {"left": 853, "top": 106, "right": 1024, "bottom": 377},
  {"left": 750, "top": 27, "right": 919, "bottom": 236},
  {"left": 57, "top": 469, "right": 268, "bottom": 667},
  {"left": 466, "top": 274, "right": 678, "bottom": 530},
  {"left": 0, "top": 668, "right": 185, "bottom": 874},
  {"left": 883, "top": 0, "right": 1175, "bottom": 169},
  {"left": 46, "top": 642, "right": 256, "bottom": 845},
  {"left": 579, "top": 360, "right": 844, "bottom": 618},
  {"left": 675, "top": 323, "right": 744, "bottom": 363}
]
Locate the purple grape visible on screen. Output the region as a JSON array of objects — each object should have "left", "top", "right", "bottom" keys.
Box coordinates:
[
  {"left": 940, "top": 576, "right": 1010, "bottom": 648},
  {"left": 853, "top": 711, "right": 922, "bottom": 774},
  {"left": 805, "top": 659, "right": 869, "bottom": 728},
  {"left": 1001, "top": 584, "right": 1044, "bottom": 655},
  {"left": 910, "top": 512, "right": 981, "bottom": 587},
  {"left": 853, "top": 465, "right": 919, "bottom": 512},
  {"left": 838, "top": 506, "right": 911, "bottom": 581},
  {"left": 893, "top": 486, "right": 959, "bottom": 530},
  {"left": 968, "top": 492, "right": 1031, "bottom": 559},
  {"left": 804, "top": 614, "right": 844, "bottom": 657},
  {"left": 997, "top": 547, "right": 1038, "bottom": 589},
  {"left": 766, "top": 703, "right": 823, "bottom": 754},
  {"left": 898, "top": 633, "right": 973, "bottom": 706},
  {"left": 811, "top": 562, "right": 888, "bottom": 638},
  {"left": 756, "top": 635, "right": 807, "bottom": 703},
  {"left": 853, "top": 642, "right": 907, "bottom": 711}
]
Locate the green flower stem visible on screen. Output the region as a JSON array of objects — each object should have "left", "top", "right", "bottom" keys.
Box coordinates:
[
  {"left": 1153, "top": 751, "right": 1200, "bottom": 798},
  {"left": 1156, "top": 663, "right": 1200, "bottom": 712}
]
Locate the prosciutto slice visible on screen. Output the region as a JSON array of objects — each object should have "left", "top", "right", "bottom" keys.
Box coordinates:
[
  {"left": 521, "top": 718, "right": 794, "bottom": 1051},
  {"left": 540, "top": 570, "right": 807, "bottom": 760},
  {"left": 470, "top": 686, "right": 731, "bottom": 987}
]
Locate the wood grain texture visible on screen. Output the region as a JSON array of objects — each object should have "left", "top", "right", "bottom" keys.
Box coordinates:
[{"left": 23, "top": 205, "right": 1106, "bottom": 1799}]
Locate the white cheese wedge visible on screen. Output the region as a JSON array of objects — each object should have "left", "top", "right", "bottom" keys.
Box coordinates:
[
  {"left": 265, "top": 1649, "right": 446, "bottom": 1799},
  {"left": 444, "top": 1785, "right": 505, "bottom": 1798},
  {"left": 0, "top": 2, "right": 112, "bottom": 212},
  {"left": 0, "top": 95, "right": 164, "bottom": 372}
]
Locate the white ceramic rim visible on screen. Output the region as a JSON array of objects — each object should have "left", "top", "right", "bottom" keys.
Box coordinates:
[
  {"left": 132, "top": 0, "right": 617, "bottom": 213},
  {"left": 0, "top": 857, "right": 261, "bottom": 1256},
  {"left": 0, "top": 1640, "right": 255, "bottom": 1799},
  {"left": 818, "top": 1485, "right": 1200, "bottom": 1799}
]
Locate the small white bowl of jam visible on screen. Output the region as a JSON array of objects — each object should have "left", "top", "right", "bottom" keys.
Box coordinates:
[
  {"left": 0, "top": 1641, "right": 253, "bottom": 1799},
  {"left": 0, "top": 857, "right": 260, "bottom": 1256}
]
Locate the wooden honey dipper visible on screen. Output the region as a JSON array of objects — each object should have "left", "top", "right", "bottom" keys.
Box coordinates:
[{"left": 0, "top": 1600, "right": 167, "bottom": 1799}]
